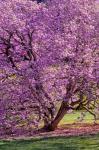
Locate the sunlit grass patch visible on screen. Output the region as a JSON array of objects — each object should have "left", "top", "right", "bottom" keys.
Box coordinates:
[{"left": 59, "top": 111, "right": 99, "bottom": 125}]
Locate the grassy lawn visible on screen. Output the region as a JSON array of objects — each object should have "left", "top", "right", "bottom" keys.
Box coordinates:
[
  {"left": 0, "top": 112, "right": 99, "bottom": 150},
  {"left": 59, "top": 111, "right": 98, "bottom": 125},
  {"left": 0, "top": 134, "right": 99, "bottom": 150}
]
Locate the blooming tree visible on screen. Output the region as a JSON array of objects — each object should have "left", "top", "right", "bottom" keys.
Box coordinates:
[{"left": 0, "top": 0, "right": 98, "bottom": 136}]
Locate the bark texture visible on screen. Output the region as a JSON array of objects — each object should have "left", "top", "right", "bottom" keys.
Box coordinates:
[{"left": 43, "top": 101, "right": 70, "bottom": 131}]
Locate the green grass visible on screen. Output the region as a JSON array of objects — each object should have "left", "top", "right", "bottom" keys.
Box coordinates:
[
  {"left": 0, "top": 112, "right": 99, "bottom": 150},
  {"left": 59, "top": 111, "right": 98, "bottom": 125},
  {"left": 0, "top": 134, "right": 99, "bottom": 150}
]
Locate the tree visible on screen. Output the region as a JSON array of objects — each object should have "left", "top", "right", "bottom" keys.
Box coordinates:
[{"left": 0, "top": 0, "right": 98, "bottom": 136}]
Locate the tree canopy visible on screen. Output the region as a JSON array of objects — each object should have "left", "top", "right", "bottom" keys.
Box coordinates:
[{"left": 0, "top": 0, "right": 98, "bottom": 136}]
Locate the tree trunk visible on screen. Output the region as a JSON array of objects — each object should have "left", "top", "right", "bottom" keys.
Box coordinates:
[{"left": 43, "top": 101, "right": 70, "bottom": 131}]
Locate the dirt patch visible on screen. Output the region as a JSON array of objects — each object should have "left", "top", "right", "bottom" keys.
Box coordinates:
[
  {"left": 36, "top": 123, "right": 99, "bottom": 138},
  {"left": 1, "top": 123, "right": 99, "bottom": 140}
]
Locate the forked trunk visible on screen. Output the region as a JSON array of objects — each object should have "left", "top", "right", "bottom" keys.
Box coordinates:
[{"left": 43, "top": 101, "right": 69, "bottom": 131}]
